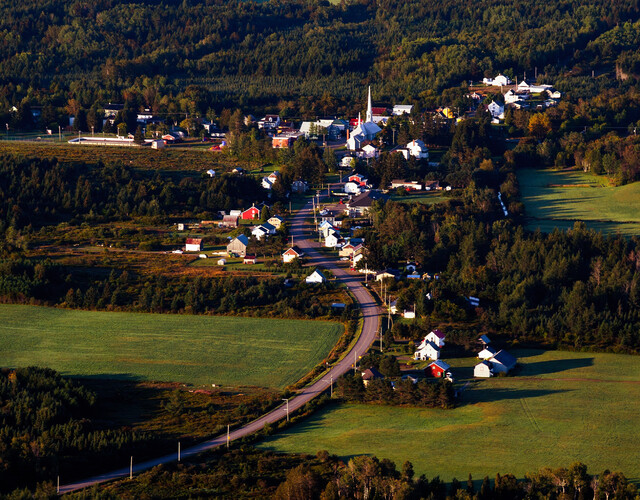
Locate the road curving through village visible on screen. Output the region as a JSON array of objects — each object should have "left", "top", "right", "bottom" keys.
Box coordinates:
[{"left": 59, "top": 197, "right": 381, "bottom": 494}]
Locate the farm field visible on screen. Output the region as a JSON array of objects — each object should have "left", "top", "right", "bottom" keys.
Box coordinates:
[
  {"left": 0, "top": 304, "right": 343, "bottom": 388},
  {"left": 259, "top": 349, "right": 640, "bottom": 483},
  {"left": 517, "top": 168, "right": 640, "bottom": 235},
  {"left": 388, "top": 190, "right": 449, "bottom": 204}
]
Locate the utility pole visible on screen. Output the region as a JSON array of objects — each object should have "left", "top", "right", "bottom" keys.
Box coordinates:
[
  {"left": 282, "top": 398, "right": 290, "bottom": 422},
  {"left": 227, "top": 424, "right": 230, "bottom": 449},
  {"left": 58, "top": 125, "right": 61, "bottom": 142},
  {"left": 379, "top": 329, "right": 383, "bottom": 352},
  {"left": 130, "top": 456, "right": 133, "bottom": 480},
  {"left": 353, "top": 350, "right": 357, "bottom": 374},
  {"left": 57, "top": 476, "right": 59, "bottom": 494},
  {"left": 178, "top": 441, "right": 181, "bottom": 462},
  {"left": 330, "top": 374, "right": 333, "bottom": 397}
]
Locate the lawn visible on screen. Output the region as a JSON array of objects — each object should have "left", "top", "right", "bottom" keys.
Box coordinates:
[
  {"left": 517, "top": 168, "right": 640, "bottom": 235},
  {"left": 0, "top": 304, "right": 343, "bottom": 388},
  {"left": 259, "top": 349, "right": 640, "bottom": 483},
  {"left": 388, "top": 191, "right": 449, "bottom": 204}
]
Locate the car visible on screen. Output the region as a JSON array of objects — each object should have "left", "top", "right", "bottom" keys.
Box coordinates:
[{"left": 340, "top": 257, "right": 350, "bottom": 261}]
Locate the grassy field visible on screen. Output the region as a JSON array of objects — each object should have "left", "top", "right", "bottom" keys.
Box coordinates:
[
  {"left": 517, "top": 168, "right": 640, "bottom": 235},
  {"left": 388, "top": 191, "right": 449, "bottom": 204},
  {"left": 0, "top": 304, "right": 343, "bottom": 388},
  {"left": 259, "top": 349, "right": 640, "bottom": 483}
]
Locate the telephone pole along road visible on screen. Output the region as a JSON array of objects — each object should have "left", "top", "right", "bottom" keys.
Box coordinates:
[{"left": 59, "top": 197, "right": 381, "bottom": 494}]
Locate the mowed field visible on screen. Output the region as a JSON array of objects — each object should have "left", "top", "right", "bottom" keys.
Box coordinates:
[
  {"left": 517, "top": 168, "right": 640, "bottom": 235},
  {"left": 0, "top": 305, "right": 343, "bottom": 388},
  {"left": 259, "top": 349, "right": 640, "bottom": 483}
]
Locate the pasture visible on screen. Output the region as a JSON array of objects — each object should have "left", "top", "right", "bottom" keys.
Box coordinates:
[
  {"left": 259, "top": 349, "right": 640, "bottom": 483},
  {"left": 517, "top": 168, "right": 640, "bottom": 235},
  {"left": 0, "top": 304, "right": 343, "bottom": 388}
]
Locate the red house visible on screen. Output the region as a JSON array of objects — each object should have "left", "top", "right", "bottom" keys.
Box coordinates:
[
  {"left": 427, "top": 360, "right": 451, "bottom": 378},
  {"left": 241, "top": 205, "right": 260, "bottom": 220}
]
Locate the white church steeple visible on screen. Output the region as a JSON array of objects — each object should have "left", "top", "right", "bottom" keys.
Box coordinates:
[{"left": 366, "top": 86, "right": 373, "bottom": 123}]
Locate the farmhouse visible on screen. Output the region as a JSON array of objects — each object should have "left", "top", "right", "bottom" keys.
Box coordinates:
[
  {"left": 488, "top": 101, "right": 505, "bottom": 121},
  {"left": 489, "top": 350, "right": 517, "bottom": 374},
  {"left": 185, "top": 238, "right": 203, "bottom": 252},
  {"left": 426, "top": 329, "right": 445, "bottom": 348},
  {"left": 251, "top": 226, "right": 269, "bottom": 241},
  {"left": 227, "top": 235, "right": 249, "bottom": 257},
  {"left": 282, "top": 246, "right": 303, "bottom": 263},
  {"left": 268, "top": 215, "right": 285, "bottom": 229},
  {"left": 428, "top": 360, "right": 451, "bottom": 378},
  {"left": 414, "top": 340, "right": 440, "bottom": 361},
  {"left": 474, "top": 360, "right": 494, "bottom": 378},
  {"left": 325, "top": 231, "right": 342, "bottom": 248},
  {"left": 483, "top": 74, "right": 512, "bottom": 86},
  {"left": 305, "top": 269, "right": 326, "bottom": 284},
  {"left": 406, "top": 139, "right": 429, "bottom": 159},
  {"left": 258, "top": 114, "right": 281, "bottom": 132}
]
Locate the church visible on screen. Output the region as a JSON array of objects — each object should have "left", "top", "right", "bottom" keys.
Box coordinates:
[{"left": 347, "top": 87, "right": 382, "bottom": 150}]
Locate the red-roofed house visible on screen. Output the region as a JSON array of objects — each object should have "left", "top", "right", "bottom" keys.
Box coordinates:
[
  {"left": 348, "top": 173, "right": 368, "bottom": 187},
  {"left": 426, "top": 329, "right": 445, "bottom": 348},
  {"left": 241, "top": 205, "right": 261, "bottom": 220},
  {"left": 185, "top": 238, "right": 202, "bottom": 252},
  {"left": 282, "top": 246, "right": 304, "bottom": 264}
]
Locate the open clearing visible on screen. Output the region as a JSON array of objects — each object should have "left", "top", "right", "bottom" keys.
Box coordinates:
[
  {"left": 259, "top": 349, "right": 640, "bottom": 483},
  {"left": 517, "top": 168, "right": 640, "bottom": 235},
  {"left": 0, "top": 304, "right": 343, "bottom": 388}
]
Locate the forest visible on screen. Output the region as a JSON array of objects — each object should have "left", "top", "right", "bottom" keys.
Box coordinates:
[{"left": 3, "top": 0, "right": 640, "bottom": 125}]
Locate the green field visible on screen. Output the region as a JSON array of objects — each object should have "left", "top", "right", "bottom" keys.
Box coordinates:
[
  {"left": 388, "top": 191, "right": 449, "bottom": 204},
  {"left": 259, "top": 349, "right": 640, "bottom": 483},
  {"left": 517, "top": 168, "right": 640, "bottom": 235},
  {"left": 0, "top": 305, "right": 343, "bottom": 388}
]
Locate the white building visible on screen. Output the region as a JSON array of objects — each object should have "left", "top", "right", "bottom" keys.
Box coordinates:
[
  {"left": 425, "top": 329, "right": 445, "bottom": 348},
  {"left": 305, "top": 269, "right": 326, "bottom": 284},
  {"left": 414, "top": 340, "right": 440, "bottom": 361},
  {"left": 483, "top": 74, "right": 512, "bottom": 86},
  {"left": 347, "top": 87, "right": 382, "bottom": 150},
  {"left": 488, "top": 101, "right": 505, "bottom": 121},
  {"left": 478, "top": 346, "right": 497, "bottom": 360},
  {"left": 474, "top": 361, "right": 494, "bottom": 378},
  {"left": 325, "top": 231, "right": 341, "bottom": 248},
  {"left": 344, "top": 181, "right": 363, "bottom": 195},
  {"left": 393, "top": 104, "right": 413, "bottom": 115},
  {"left": 406, "top": 139, "right": 429, "bottom": 159}
]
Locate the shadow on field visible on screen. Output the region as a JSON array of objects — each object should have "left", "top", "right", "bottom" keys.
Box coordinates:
[
  {"left": 520, "top": 357, "right": 594, "bottom": 376},
  {"left": 460, "top": 386, "right": 570, "bottom": 405}
]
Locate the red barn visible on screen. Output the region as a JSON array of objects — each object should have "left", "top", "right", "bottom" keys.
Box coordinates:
[
  {"left": 427, "top": 360, "right": 451, "bottom": 378},
  {"left": 241, "top": 205, "right": 260, "bottom": 220}
]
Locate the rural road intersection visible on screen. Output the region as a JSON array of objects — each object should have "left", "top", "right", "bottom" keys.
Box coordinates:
[{"left": 59, "top": 197, "right": 381, "bottom": 493}]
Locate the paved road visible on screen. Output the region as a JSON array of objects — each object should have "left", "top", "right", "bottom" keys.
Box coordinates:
[{"left": 59, "top": 198, "right": 381, "bottom": 494}]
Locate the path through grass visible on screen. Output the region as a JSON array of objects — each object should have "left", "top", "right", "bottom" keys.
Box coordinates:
[{"left": 0, "top": 305, "right": 343, "bottom": 388}]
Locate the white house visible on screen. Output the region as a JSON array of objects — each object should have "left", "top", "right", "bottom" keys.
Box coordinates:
[
  {"left": 406, "top": 139, "right": 429, "bottom": 159},
  {"left": 489, "top": 350, "right": 517, "bottom": 374},
  {"left": 206, "top": 169, "right": 216, "bottom": 177},
  {"left": 305, "top": 269, "right": 326, "bottom": 284},
  {"left": 483, "top": 74, "right": 511, "bottom": 86},
  {"left": 517, "top": 80, "right": 554, "bottom": 93},
  {"left": 268, "top": 215, "right": 285, "bottom": 229},
  {"left": 185, "top": 238, "right": 203, "bottom": 252},
  {"left": 414, "top": 340, "right": 440, "bottom": 361},
  {"left": 325, "top": 231, "right": 341, "bottom": 248},
  {"left": 358, "top": 144, "right": 379, "bottom": 159},
  {"left": 425, "top": 329, "right": 445, "bottom": 348},
  {"left": 344, "top": 181, "right": 362, "bottom": 195},
  {"left": 341, "top": 156, "right": 355, "bottom": 168},
  {"left": 252, "top": 226, "right": 269, "bottom": 240},
  {"left": 474, "top": 361, "right": 494, "bottom": 378},
  {"left": 282, "top": 246, "right": 303, "bottom": 263},
  {"left": 478, "top": 346, "right": 498, "bottom": 360},
  {"left": 393, "top": 104, "right": 413, "bottom": 115},
  {"left": 488, "top": 101, "right": 505, "bottom": 121}
]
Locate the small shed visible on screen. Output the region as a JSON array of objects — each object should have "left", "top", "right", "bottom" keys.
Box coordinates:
[
  {"left": 474, "top": 361, "right": 493, "bottom": 378},
  {"left": 217, "top": 258, "right": 226, "bottom": 266},
  {"left": 243, "top": 255, "right": 257, "bottom": 264},
  {"left": 427, "top": 360, "right": 451, "bottom": 378}
]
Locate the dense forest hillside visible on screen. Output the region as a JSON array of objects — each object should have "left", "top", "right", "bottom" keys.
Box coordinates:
[{"left": 3, "top": 0, "right": 640, "bottom": 122}]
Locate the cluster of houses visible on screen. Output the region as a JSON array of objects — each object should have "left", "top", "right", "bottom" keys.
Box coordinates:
[
  {"left": 410, "top": 330, "right": 454, "bottom": 381},
  {"left": 473, "top": 335, "right": 517, "bottom": 377},
  {"left": 481, "top": 75, "right": 563, "bottom": 123}
]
